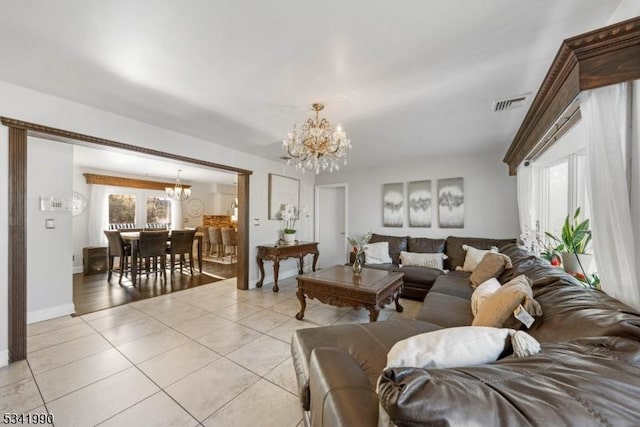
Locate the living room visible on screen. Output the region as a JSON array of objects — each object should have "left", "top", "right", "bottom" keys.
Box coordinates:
[{"left": 1, "top": 1, "right": 640, "bottom": 426}]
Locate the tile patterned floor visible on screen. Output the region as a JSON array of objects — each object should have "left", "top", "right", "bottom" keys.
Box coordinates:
[{"left": 0, "top": 277, "right": 422, "bottom": 427}]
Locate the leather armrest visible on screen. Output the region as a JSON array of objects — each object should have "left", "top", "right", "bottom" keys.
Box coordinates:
[{"left": 309, "top": 347, "right": 378, "bottom": 427}]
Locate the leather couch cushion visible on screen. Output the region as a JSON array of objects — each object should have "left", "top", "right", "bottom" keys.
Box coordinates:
[
  {"left": 415, "top": 292, "right": 473, "bottom": 327},
  {"left": 445, "top": 236, "right": 516, "bottom": 270},
  {"left": 378, "top": 337, "right": 640, "bottom": 426},
  {"left": 291, "top": 319, "right": 441, "bottom": 410},
  {"left": 408, "top": 237, "right": 446, "bottom": 253},
  {"left": 395, "top": 265, "right": 442, "bottom": 285},
  {"left": 370, "top": 234, "right": 408, "bottom": 265},
  {"left": 363, "top": 263, "right": 395, "bottom": 272},
  {"left": 429, "top": 271, "right": 474, "bottom": 299}
]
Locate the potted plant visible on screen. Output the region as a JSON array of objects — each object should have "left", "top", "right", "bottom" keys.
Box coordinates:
[
  {"left": 545, "top": 207, "right": 593, "bottom": 274},
  {"left": 278, "top": 204, "right": 309, "bottom": 244}
]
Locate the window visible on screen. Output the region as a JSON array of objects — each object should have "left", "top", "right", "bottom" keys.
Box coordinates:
[
  {"left": 146, "top": 196, "right": 172, "bottom": 226},
  {"left": 108, "top": 194, "right": 136, "bottom": 224}
]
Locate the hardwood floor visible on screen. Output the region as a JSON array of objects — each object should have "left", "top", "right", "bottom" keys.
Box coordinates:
[{"left": 73, "top": 260, "right": 237, "bottom": 316}]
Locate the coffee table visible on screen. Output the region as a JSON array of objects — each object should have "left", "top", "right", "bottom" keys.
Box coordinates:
[{"left": 295, "top": 265, "right": 404, "bottom": 322}]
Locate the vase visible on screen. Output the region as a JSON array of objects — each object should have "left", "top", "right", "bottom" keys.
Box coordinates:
[
  {"left": 561, "top": 252, "right": 593, "bottom": 274},
  {"left": 352, "top": 257, "right": 363, "bottom": 276},
  {"left": 283, "top": 232, "right": 297, "bottom": 244}
]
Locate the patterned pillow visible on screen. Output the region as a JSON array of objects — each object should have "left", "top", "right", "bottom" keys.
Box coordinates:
[{"left": 400, "top": 251, "right": 448, "bottom": 270}]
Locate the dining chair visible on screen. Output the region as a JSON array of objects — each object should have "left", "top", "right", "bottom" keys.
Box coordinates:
[
  {"left": 221, "top": 227, "right": 237, "bottom": 262},
  {"left": 137, "top": 231, "right": 169, "bottom": 282},
  {"left": 209, "top": 227, "right": 223, "bottom": 259},
  {"left": 197, "top": 226, "right": 210, "bottom": 256},
  {"left": 166, "top": 229, "right": 196, "bottom": 275},
  {"left": 104, "top": 230, "right": 131, "bottom": 284}
]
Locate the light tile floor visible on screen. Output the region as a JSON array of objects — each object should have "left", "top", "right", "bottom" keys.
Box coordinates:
[{"left": 0, "top": 277, "right": 422, "bottom": 427}]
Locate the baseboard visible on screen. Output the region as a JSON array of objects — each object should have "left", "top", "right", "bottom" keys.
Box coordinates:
[
  {"left": 27, "top": 303, "right": 75, "bottom": 324},
  {"left": 0, "top": 349, "right": 8, "bottom": 368},
  {"left": 72, "top": 265, "right": 84, "bottom": 274}
]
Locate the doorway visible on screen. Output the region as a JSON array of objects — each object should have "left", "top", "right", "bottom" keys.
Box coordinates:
[{"left": 315, "top": 184, "right": 348, "bottom": 268}]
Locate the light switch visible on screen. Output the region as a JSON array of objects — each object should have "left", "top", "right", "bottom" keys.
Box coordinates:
[{"left": 45, "top": 219, "right": 55, "bottom": 229}]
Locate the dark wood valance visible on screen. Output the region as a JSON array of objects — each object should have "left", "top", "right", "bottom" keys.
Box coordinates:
[
  {"left": 83, "top": 173, "right": 191, "bottom": 191},
  {"left": 504, "top": 16, "right": 640, "bottom": 175}
]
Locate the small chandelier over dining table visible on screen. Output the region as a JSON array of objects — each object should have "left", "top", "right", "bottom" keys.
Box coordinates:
[
  {"left": 165, "top": 169, "right": 191, "bottom": 201},
  {"left": 282, "top": 103, "right": 351, "bottom": 174}
]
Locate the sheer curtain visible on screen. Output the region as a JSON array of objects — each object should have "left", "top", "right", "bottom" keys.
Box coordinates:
[
  {"left": 517, "top": 162, "right": 536, "bottom": 236},
  {"left": 581, "top": 82, "right": 640, "bottom": 310},
  {"left": 88, "top": 184, "right": 109, "bottom": 247}
]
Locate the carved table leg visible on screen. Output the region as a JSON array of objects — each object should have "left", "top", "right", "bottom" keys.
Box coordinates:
[
  {"left": 312, "top": 250, "right": 319, "bottom": 272},
  {"left": 295, "top": 286, "right": 306, "bottom": 320},
  {"left": 395, "top": 291, "right": 404, "bottom": 313},
  {"left": 298, "top": 256, "right": 304, "bottom": 274},
  {"left": 368, "top": 307, "right": 380, "bottom": 322},
  {"left": 256, "top": 256, "right": 265, "bottom": 288},
  {"left": 272, "top": 258, "right": 280, "bottom": 292}
]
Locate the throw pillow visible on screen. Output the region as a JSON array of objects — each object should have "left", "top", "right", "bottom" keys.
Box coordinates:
[
  {"left": 399, "top": 251, "right": 448, "bottom": 270},
  {"left": 469, "top": 253, "right": 513, "bottom": 287},
  {"left": 470, "top": 278, "right": 501, "bottom": 317},
  {"left": 364, "top": 242, "right": 393, "bottom": 265},
  {"left": 457, "top": 245, "right": 499, "bottom": 272},
  {"left": 384, "top": 326, "right": 541, "bottom": 371},
  {"left": 472, "top": 275, "right": 543, "bottom": 328}
]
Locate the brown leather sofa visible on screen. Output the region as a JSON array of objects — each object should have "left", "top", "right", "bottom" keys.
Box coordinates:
[
  {"left": 353, "top": 234, "right": 515, "bottom": 300},
  {"left": 292, "top": 243, "right": 640, "bottom": 426}
]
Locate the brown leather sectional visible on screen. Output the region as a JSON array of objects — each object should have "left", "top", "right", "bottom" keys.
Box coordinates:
[
  {"left": 292, "top": 241, "right": 640, "bottom": 426},
  {"left": 353, "top": 234, "right": 515, "bottom": 299}
]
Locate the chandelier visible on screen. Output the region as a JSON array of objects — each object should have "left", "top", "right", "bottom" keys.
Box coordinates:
[
  {"left": 165, "top": 169, "right": 191, "bottom": 201},
  {"left": 283, "top": 103, "right": 351, "bottom": 174}
]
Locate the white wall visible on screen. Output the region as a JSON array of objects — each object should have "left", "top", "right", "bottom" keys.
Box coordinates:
[
  {"left": 608, "top": 0, "right": 640, "bottom": 24},
  {"left": 315, "top": 151, "right": 519, "bottom": 248},
  {"left": 0, "top": 80, "right": 314, "bottom": 364},
  {"left": 27, "top": 138, "right": 74, "bottom": 323}
]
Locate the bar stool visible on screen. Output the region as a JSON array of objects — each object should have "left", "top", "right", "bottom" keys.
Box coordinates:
[{"left": 209, "top": 227, "right": 223, "bottom": 259}]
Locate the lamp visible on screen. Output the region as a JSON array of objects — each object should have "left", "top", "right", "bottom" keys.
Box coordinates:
[
  {"left": 283, "top": 103, "right": 351, "bottom": 174},
  {"left": 165, "top": 169, "right": 191, "bottom": 201}
]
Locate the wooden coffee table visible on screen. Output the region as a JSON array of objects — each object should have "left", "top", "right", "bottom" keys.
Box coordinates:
[{"left": 295, "top": 265, "right": 404, "bottom": 322}]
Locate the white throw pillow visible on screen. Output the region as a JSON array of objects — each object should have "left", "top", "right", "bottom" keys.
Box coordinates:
[
  {"left": 400, "top": 251, "right": 448, "bottom": 270},
  {"left": 471, "top": 278, "right": 501, "bottom": 317},
  {"left": 458, "top": 245, "right": 499, "bottom": 272},
  {"left": 364, "top": 242, "right": 392, "bottom": 264},
  {"left": 385, "top": 326, "right": 513, "bottom": 370}
]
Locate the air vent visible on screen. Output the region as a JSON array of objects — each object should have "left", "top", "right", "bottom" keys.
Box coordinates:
[{"left": 492, "top": 94, "right": 529, "bottom": 112}]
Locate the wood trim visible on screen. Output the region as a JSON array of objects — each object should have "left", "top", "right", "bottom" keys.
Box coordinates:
[
  {"left": 236, "top": 174, "right": 250, "bottom": 290},
  {"left": 83, "top": 173, "right": 192, "bottom": 191},
  {"left": 504, "top": 17, "right": 640, "bottom": 175},
  {"left": 0, "top": 116, "right": 253, "bottom": 176},
  {"left": 8, "top": 126, "right": 27, "bottom": 362}
]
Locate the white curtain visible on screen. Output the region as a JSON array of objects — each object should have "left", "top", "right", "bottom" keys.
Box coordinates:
[
  {"left": 517, "top": 162, "right": 536, "bottom": 236},
  {"left": 88, "top": 184, "right": 109, "bottom": 247},
  {"left": 581, "top": 82, "right": 640, "bottom": 310}
]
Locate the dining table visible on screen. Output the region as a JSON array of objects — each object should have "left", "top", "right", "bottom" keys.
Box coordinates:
[{"left": 120, "top": 230, "right": 204, "bottom": 285}]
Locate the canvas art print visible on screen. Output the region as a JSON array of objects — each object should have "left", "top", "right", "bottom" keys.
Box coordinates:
[
  {"left": 383, "top": 183, "right": 404, "bottom": 227},
  {"left": 408, "top": 180, "right": 432, "bottom": 227},
  {"left": 438, "top": 178, "right": 464, "bottom": 228}
]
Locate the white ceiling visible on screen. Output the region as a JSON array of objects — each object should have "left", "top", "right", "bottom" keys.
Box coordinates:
[{"left": 0, "top": 0, "right": 623, "bottom": 170}]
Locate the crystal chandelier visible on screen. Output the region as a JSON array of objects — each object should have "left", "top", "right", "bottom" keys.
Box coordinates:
[
  {"left": 283, "top": 103, "right": 351, "bottom": 174},
  {"left": 165, "top": 169, "right": 191, "bottom": 201}
]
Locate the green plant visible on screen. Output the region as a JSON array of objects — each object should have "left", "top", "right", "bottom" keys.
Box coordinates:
[{"left": 545, "top": 207, "right": 591, "bottom": 254}]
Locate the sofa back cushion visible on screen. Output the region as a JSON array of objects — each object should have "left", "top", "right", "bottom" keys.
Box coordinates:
[
  {"left": 407, "top": 237, "right": 445, "bottom": 254},
  {"left": 370, "top": 234, "right": 408, "bottom": 265},
  {"left": 444, "top": 236, "right": 516, "bottom": 270}
]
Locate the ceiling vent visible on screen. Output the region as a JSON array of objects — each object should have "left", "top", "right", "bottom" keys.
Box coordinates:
[{"left": 492, "top": 94, "right": 529, "bottom": 112}]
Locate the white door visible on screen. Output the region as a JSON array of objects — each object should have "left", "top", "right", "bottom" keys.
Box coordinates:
[{"left": 315, "top": 185, "right": 347, "bottom": 269}]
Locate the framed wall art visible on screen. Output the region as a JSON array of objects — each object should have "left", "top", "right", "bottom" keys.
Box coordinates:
[
  {"left": 382, "top": 182, "right": 404, "bottom": 227},
  {"left": 268, "top": 173, "right": 300, "bottom": 219},
  {"left": 408, "top": 180, "right": 432, "bottom": 227},
  {"left": 438, "top": 177, "right": 464, "bottom": 228}
]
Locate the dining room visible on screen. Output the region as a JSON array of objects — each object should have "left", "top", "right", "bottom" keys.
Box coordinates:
[{"left": 68, "top": 144, "right": 241, "bottom": 315}]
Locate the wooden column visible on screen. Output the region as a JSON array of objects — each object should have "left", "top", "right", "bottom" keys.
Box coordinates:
[
  {"left": 236, "top": 173, "right": 250, "bottom": 290},
  {"left": 8, "top": 126, "right": 27, "bottom": 362}
]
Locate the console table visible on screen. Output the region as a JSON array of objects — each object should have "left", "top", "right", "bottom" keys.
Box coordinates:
[{"left": 256, "top": 241, "right": 319, "bottom": 292}]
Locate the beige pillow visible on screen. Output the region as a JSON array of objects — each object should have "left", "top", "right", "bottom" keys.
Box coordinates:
[
  {"left": 457, "top": 245, "right": 499, "bottom": 272},
  {"left": 400, "top": 251, "right": 448, "bottom": 270},
  {"left": 472, "top": 275, "right": 543, "bottom": 328},
  {"left": 470, "top": 278, "right": 501, "bottom": 316},
  {"left": 469, "top": 253, "right": 513, "bottom": 287}
]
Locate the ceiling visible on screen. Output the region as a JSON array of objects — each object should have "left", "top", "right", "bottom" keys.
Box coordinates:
[{"left": 0, "top": 1, "right": 623, "bottom": 170}]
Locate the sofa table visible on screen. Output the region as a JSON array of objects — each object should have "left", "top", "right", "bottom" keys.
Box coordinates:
[
  {"left": 256, "top": 241, "right": 319, "bottom": 292},
  {"left": 295, "top": 265, "right": 404, "bottom": 322}
]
